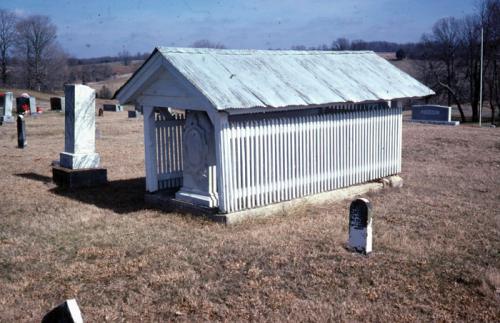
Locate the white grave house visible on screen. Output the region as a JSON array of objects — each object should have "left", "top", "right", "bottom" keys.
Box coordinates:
[{"left": 115, "top": 47, "right": 434, "bottom": 219}]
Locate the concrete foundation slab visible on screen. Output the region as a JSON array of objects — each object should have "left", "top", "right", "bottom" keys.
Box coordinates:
[{"left": 146, "top": 175, "right": 403, "bottom": 224}]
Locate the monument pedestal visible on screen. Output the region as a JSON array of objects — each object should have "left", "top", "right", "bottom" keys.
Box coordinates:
[
  {"left": 176, "top": 189, "right": 218, "bottom": 208},
  {"left": 60, "top": 152, "right": 100, "bottom": 169},
  {"left": 52, "top": 165, "right": 107, "bottom": 189}
]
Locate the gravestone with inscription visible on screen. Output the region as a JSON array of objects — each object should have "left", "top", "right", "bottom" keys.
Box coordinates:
[
  {"left": 348, "top": 198, "right": 372, "bottom": 254},
  {"left": 411, "top": 105, "right": 459, "bottom": 126}
]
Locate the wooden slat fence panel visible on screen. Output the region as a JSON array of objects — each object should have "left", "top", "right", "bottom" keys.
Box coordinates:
[
  {"left": 219, "top": 103, "right": 402, "bottom": 213},
  {"left": 155, "top": 110, "right": 185, "bottom": 190}
]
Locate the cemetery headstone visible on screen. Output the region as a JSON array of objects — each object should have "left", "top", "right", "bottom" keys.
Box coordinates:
[
  {"left": 16, "top": 97, "right": 30, "bottom": 115},
  {"left": 103, "top": 104, "right": 123, "bottom": 112},
  {"left": 411, "top": 105, "right": 459, "bottom": 126},
  {"left": 348, "top": 198, "right": 372, "bottom": 254},
  {"left": 50, "top": 97, "right": 65, "bottom": 111},
  {"left": 3, "top": 92, "right": 14, "bottom": 122},
  {"left": 52, "top": 84, "right": 107, "bottom": 188},
  {"left": 128, "top": 110, "right": 137, "bottom": 118},
  {"left": 29, "top": 96, "right": 37, "bottom": 115},
  {"left": 98, "top": 108, "right": 104, "bottom": 117},
  {"left": 0, "top": 92, "right": 14, "bottom": 122},
  {"left": 41, "top": 299, "right": 83, "bottom": 323},
  {"left": 17, "top": 115, "right": 26, "bottom": 148}
]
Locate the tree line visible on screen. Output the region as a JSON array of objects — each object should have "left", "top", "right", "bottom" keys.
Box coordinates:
[
  {"left": 291, "top": 1, "right": 499, "bottom": 123},
  {"left": 1, "top": 2, "right": 499, "bottom": 123}
]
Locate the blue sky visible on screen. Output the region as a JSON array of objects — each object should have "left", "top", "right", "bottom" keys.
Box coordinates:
[{"left": 4, "top": 0, "right": 476, "bottom": 58}]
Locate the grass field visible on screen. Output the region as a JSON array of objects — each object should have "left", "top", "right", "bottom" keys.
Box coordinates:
[{"left": 0, "top": 110, "right": 499, "bottom": 321}]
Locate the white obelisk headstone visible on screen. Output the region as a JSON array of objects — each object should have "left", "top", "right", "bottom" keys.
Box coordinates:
[
  {"left": 29, "top": 96, "right": 37, "bottom": 114},
  {"left": 348, "top": 198, "right": 373, "bottom": 254},
  {"left": 59, "top": 84, "right": 100, "bottom": 169},
  {"left": 4, "top": 92, "right": 14, "bottom": 122}
]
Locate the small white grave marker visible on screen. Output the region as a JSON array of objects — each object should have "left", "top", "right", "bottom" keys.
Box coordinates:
[
  {"left": 348, "top": 198, "right": 372, "bottom": 254},
  {"left": 41, "top": 298, "right": 83, "bottom": 323}
]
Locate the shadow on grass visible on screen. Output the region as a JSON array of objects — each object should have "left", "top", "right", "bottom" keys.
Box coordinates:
[
  {"left": 15, "top": 172, "right": 146, "bottom": 214},
  {"left": 15, "top": 172, "right": 52, "bottom": 183},
  {"left": 51, "top": 177, "right": 147, "bottom": 214}
]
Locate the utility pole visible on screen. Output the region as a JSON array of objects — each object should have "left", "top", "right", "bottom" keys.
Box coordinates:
[{"left": 479, "top": 27, "right": 484, "bottom": 127}]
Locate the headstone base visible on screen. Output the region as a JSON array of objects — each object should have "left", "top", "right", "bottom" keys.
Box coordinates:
[
  {"left": 60, "top": 152, "right": 100, "bottom": 169},
  {"left": 52, "top": 166, "right": 107, "bottom": 189},
  {"left": 410, "top": 120, "right": 460, "bottom": 126},
  {"left": 175, "top": 189, "right": 218, "bottom": 208}
]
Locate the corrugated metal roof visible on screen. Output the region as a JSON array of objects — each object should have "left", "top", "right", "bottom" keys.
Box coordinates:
[{"left": 153, "top": 47, "right": 434, "bottom": 110}]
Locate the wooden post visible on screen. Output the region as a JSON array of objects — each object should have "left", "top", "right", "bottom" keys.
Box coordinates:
[{"left": 143, "top": 105, "right": 158, "bottom": 192}]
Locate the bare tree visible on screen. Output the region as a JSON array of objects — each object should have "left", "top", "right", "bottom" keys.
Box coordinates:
[
  {"left": 191, "top": 39, "right": 226, "bottom": 49},
  {"left": 0, "top": 9, "right": 17, "bottom": 86},
  {"left": 15, "top": 14, "right": 66, "bottom": 91},
  {"left": 118, "top": 49, "right": 130, "bottom": 66},
  {"left": 332, "top": 38, "right": 351, "bottom": 50}
]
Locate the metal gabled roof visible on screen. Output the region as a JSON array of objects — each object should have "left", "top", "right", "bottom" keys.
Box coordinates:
[{"left": 117, "top": 47, "right": 434, "bottom": 111}]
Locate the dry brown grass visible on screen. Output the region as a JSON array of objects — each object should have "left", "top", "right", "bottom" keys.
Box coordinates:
[{"left": 0, "top": 109, "right": 499, "bottom": 322}]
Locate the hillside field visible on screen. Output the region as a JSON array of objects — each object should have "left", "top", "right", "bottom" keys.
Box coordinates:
[{"left": 0, "top": 108, "right": 499, "bottom": 321}]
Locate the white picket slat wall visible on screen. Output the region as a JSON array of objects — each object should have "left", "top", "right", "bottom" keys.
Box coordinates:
[
  {"left": 155, "top": 111, "right": 185, "bottom": 190},
  {"left": 219, "top": 103, "right": 402, "bottom": 213}
]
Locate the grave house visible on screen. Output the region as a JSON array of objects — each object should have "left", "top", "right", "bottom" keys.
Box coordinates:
[{"left": 114, "top": 47, "right": 435, "bottom": 216}]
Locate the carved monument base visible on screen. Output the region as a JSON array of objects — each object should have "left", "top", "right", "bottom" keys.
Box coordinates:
[{"left": 176, "top": 189, "right": 218, "bottom": 208}]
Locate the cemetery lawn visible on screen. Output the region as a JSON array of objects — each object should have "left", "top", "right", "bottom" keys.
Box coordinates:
[{"left": 0, "top": 109, "right": 499, "bottom": 322}]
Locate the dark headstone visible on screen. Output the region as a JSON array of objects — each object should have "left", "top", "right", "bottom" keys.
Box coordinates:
[
  {"left": 411, "top": 105, "right": 459, "bottom": 126},
  {"left": 41, "top": 299, "right": 83, "bottom": 323},
  {"left": 128, "top": 110, "right": 137, "bottom": 118},
  {"left": 102, "top": 104, "right": 123, "bottom": 112},
  {"left": 16, "top": 97, "right": 30, "bottom": 115},
  {"left": 50, "top": 97, "right": 65, "bottom": 111},
  {"left": 348, "top": 198, "right": 372, "bottom": 254},
  {"left": 17, "top": 115, "right": 26, "bottom": 148},
  {"left": 98, "top": 108, "right": 104, "bottom": 117}
]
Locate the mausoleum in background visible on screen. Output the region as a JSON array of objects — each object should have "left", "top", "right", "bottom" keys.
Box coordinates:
[{"left": 115, "top": 47, "right": 434, "bottom": 216}]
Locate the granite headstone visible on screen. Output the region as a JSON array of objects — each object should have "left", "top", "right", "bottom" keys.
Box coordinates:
[
  {"left": 103, "top": 104, "right": 123, "bottom": 112},
  {"left": 50, "top": 97, "right": 65, "bottom": 111},
  {"left": 16, "top": 97, "right": 30, "bottom": 115},
  {"left": 17, "top": 115, "right": 26, "bottom": 148},
  {"left": 411, "top": 105, "right": 459, "bottom": 126}
]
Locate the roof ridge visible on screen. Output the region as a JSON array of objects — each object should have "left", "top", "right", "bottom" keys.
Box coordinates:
[{"left": 156, "top": 46, "right": 375, "bottom": 55}]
